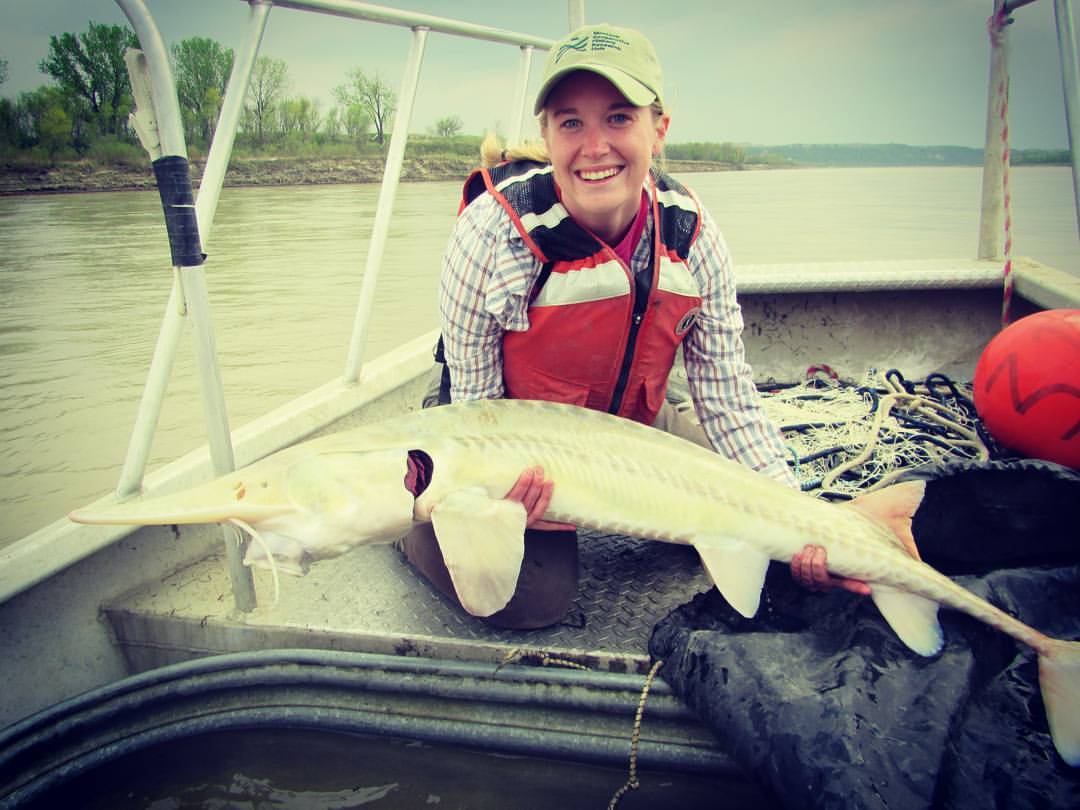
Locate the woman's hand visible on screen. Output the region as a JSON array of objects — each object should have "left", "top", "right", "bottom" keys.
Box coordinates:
[
  {"left": 790, "top": 545, "right": 872, "bottom": 596},
  {"left": 504, "top": 466, "right": 576, "bottom": 531}
]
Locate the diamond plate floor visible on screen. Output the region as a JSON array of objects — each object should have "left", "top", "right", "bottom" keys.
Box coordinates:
[{"left": 109, "top": 530, "right": 714, "bottom": 675}]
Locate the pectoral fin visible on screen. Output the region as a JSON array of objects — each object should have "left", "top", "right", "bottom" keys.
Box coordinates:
[
  {"left": 430, "top": 488, "right": 527, "bottom": 617},
  {"left": 870, "top": 584, "right": 943, "bottom": 656},
  {"left": 693, "top": 537, "right": 771, "bottom": 618}
]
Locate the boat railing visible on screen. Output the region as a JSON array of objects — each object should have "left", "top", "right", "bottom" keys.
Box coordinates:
[{"left": 113, "top": 0, "right": 556, "bottom": 610}]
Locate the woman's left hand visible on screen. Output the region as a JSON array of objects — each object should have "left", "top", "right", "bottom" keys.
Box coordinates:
[{"left": 790, "top": 545, "right": 872, "bottom": 596}]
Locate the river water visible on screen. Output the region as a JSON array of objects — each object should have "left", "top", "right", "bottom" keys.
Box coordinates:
[{"left": 0, "top": 166, "right": 1077, "bottom": 545}]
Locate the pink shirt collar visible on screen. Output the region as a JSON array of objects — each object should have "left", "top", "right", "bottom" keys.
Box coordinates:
[{"left": 611, "top": 189, "right": 649, "bottom": 266}]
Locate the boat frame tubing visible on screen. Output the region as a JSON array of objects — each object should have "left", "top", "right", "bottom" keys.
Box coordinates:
[
  {"left": 0, "top": 649, "right": 735, "bottom": 806},
  {"left": 115, "top": 0, "right": 257, "bottom": 609}
]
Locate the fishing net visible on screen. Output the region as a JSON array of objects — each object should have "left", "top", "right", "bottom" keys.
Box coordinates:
[{"left": 759, "top": 368, "right": 992, "bottom": 498}]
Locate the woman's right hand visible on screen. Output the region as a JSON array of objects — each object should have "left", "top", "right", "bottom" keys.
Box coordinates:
[
  {"left": 504, "top": 466, "right": 576, "bottom": 531},
  {"left": 790, "top": 545, "right": 872, "bottom": 596}
]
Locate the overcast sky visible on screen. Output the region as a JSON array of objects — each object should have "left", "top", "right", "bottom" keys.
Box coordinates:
[{"left": 1, "top": 0, "right": 1074, "bottom": 149}]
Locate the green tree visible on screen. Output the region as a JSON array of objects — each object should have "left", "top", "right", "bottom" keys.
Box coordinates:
[
  {"left": 172, "top": 37, "right": 234, "bottom": 147},
  {"left": 322, "top": 107, "right": 342, "bottom": 139},
  {"left": 246, "top": 56, "right": 288, "bottom": 145},
  {"left": 341, "top": 103, "right": 371, "bottom": 142},
  {"left": 0, "top": 99, "right": 16, "bottom": 149},
  {"left": 12, "top": 86, "right": 74, "bottom": 155},
  {"left": 0, "top": 58, "right": 12, "bottom": 148},
  {"left": 719, "top": 142, "right": 746, "bottom": 166},
  {"left": 334, "top": 68, "right": 395, "bottom": 145},
  {"left": 38, "top": 101, "right": 73, "bottom": 156},
  {"left": 38, "top": 22, "right": 138, "bottom": 139},
  {"left": 279, "top": 95, "right": 320, "bottom": 139},
  {"left": 433, "top": 115, "right": 463, "bottom": 137}
]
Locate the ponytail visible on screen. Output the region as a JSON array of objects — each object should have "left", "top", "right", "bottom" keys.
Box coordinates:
[{"left": 480, "top": 131, "right": 550, "bottom": 167}]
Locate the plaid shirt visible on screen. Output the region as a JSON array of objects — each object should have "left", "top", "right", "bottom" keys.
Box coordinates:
[{"left": 438, "top": 184, "right": 797, "bottom": 488}]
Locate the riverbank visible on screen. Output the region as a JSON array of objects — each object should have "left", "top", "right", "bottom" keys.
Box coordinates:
[{"left": 0, "top": 156, "right": 744, "bottom": 195}]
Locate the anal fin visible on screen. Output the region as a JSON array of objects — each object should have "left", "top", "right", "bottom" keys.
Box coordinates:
[{"left": 871, "top": 584, "right": 944, "bottom": 656}]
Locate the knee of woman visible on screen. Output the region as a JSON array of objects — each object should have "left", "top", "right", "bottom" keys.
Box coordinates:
[{"left": 486, "top": 531, "right": 579, "bottom": 629}]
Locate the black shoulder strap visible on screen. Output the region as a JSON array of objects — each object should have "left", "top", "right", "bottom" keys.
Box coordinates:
[{"left": 432, "top": 336, "right": 452, "bottom": 406}]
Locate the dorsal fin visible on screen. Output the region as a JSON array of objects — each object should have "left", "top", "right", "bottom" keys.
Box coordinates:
[{"left": 847, "top": 480, "right": 926, "bottom": 560}]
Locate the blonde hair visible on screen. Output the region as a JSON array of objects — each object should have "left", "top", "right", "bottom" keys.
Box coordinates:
[
  {"left": 480, "top": 131, "right": 549, "bottom": 167},
  {"left": 480, "top": 100, "right": 669, "bottom": 170}
]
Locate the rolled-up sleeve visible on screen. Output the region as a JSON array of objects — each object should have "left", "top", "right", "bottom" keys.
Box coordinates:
[{"left": 682, "top": 208, "right": 797, "bottom": 488}]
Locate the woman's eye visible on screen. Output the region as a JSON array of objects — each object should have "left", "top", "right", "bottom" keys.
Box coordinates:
[
  {"left": 560, "top": 118, "right": 581, "bottom": 130},
  {"left": 609, "top": 113, "right": 632, "bottom": 125}
]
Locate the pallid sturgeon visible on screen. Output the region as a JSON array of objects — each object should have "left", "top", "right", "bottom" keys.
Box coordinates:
[{"left": 70, "top": 398, "right": 1079, "bottom": 766}]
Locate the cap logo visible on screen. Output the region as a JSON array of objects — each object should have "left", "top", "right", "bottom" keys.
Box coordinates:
[{"left": 555, "top": 30, "right": 631, "bottom": 63}]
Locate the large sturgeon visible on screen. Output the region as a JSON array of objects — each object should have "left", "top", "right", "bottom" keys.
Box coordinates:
[{"left": 70, "top": 398, "right": 1079, "bottom": 765}]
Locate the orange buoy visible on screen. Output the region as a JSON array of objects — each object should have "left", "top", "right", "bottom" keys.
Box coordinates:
[{"left": 973, "top": 309, "right": 1080, "bottom": 469}]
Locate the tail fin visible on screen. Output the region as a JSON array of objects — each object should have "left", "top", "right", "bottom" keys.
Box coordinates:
[{"left": 1038, "top": 638, "right": 1080, "bottom": 766}]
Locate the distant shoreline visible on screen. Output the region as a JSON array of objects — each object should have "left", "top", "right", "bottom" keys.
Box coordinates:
[
  {"left": 0, "top": 156, "right": 758, "bottom": 196},
  {"left": 0, "top": 153, "right": 1066, "bottom": 196}
]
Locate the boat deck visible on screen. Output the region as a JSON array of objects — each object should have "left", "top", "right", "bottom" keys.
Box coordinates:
[{"left": 105, "top": 529, "right": 712, "bottom": 676}]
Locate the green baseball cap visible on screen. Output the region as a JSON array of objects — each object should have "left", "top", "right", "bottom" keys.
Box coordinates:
[{"left": 533, "top": 23, "right": 664, "bottom": 115}]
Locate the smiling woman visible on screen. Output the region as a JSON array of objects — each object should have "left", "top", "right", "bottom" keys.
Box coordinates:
[{"left": 401, "top": 22, "right": 856, "bottom": 631}]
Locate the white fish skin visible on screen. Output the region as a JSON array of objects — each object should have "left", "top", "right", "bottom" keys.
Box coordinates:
[{"left": 69, "top": 398, "right": 1080, "bottom": 766}]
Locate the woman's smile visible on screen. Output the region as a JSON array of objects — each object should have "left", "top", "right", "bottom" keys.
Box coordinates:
[{"left": 577, "top": 166, "right": 623, "bottom": 182}]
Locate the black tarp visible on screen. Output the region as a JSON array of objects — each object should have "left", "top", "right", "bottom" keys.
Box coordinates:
[{"left": 650, "top": 461, "right": 1080, "bottom": 809}]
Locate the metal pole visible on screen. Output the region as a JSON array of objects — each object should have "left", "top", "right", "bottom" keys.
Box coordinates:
[
  {"left": 197, "top": 0, "right": 272, "bottom": 247},
  {"left": 568, "top": 0, "right": 586, "bottom": 31},
  {"left": 116, "top": 0, "right": 255, "bottom": 612},
  {"left": 344, "top": 26, "right": 430, "bottom": 382},
  {"left": 978, "top": 1, "right": 1010, "bottom": 260},
  {"left": 508, "top": 45, "right": 534, "bottom": 146},
  {"left": 116, "top": 0, "right": 185, "bottom": 156},
  {"left": 116, "top": 282, "right": 186, "bottom": 499},
  {"left": 116, "top": 47, "right": 184, "bottom": 499},
  {"left": 1004, "top": 0, "right": 1041, "bottom": 11},
  {"left": 1053, "top": 0, "right": 1080, "bottom": 239},
  {"left": 267, "top": 0, "right": 551, "bottom": 48},
  {"left": 118, "top": 0, "right": 269, "bottom": 495}
]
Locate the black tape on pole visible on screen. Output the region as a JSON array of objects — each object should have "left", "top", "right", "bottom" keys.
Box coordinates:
[{"left": 152, "top": 155, "right": 205, "bottom": 267}]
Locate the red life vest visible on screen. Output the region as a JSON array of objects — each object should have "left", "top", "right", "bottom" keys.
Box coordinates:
[{"left": 461, "top": 161, "right": 703, "bottom": 425}]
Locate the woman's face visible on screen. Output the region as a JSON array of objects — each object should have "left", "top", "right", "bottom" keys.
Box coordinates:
[{"left": 541, "top": 71, "right": 669, "bottom": 244}]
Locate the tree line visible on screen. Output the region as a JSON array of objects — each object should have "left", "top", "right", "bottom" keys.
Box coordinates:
[
  {"left": 0, "top": 21, "right": 468, "bottom": 164},
  {"left": 741, "top": 142, "right": 1069, "bottom": 167},
  {"left": 5, "top": 22, "right": 1064, "bottom": 171}
]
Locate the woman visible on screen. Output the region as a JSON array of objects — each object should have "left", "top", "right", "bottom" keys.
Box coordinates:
[{"left": 402, "top": 23, "right": 862, "bottom": 628}]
